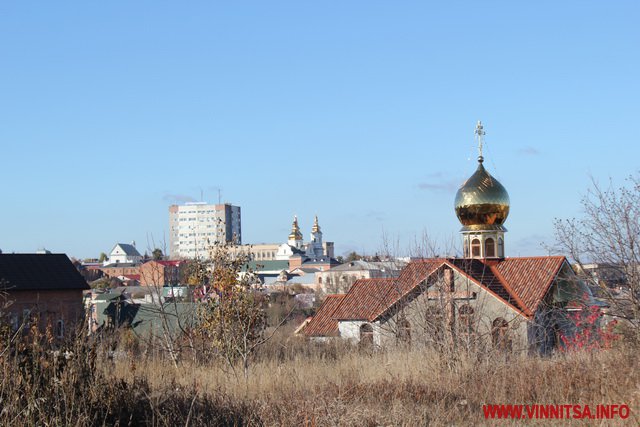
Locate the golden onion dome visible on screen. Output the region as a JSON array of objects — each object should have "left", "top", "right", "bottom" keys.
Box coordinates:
[
  {"left": 454, "top": 158, "right": 510, "bottom": 231},
  {"left": 288, "top": 216, "right": 303, "bottom": 240}
]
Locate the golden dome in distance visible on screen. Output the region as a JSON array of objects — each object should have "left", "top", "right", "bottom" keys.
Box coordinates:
[
  {"left": 289, "top": 215, "right": 303, "bottom": 241},
  {"left": 311, "top": 215, "right": 321, "bottom": 233},
  {"left": 454, "top": 121, "right": 510, "bottom": 230}
]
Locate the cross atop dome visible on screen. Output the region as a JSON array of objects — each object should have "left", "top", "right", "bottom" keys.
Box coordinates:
[{"left": 475, "top": 120, "right": 485, "bottom": 162}]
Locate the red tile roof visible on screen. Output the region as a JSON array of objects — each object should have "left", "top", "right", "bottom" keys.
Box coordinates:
[
  {"left": 331, "top": 278, "right": 397, "bottom": 321},
  {"left": 493, "top": 256, "right": 566, "bottom": 314},
  {"left": 371, "top": 259, "right": 445, "bottom": 320},
  {"left": 153, "top": 260, "right": 183, "bottom": 267},
  {"left": 309, "top": 256, "right": 569, "bottom": 333},
  {"left": 446, "top": 258, "right": 527, "bottom": 314},
  {"left": 303, "top": 294, "right": 346, "bottom": 337}
]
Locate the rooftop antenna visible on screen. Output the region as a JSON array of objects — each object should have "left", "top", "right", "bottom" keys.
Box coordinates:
[
  {"left": 200, "top": 188, "right": 203, "bottom": 202},
  {"left": 218, "top": 188, "right": 222, "bottom": 204},
  {"left": 475, "top": 120, "right": 485, "bottom": 163}
]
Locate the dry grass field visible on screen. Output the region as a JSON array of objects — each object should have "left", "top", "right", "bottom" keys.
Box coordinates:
[{"left": 2, "top": 324, "right": 638, "bottom": 426}]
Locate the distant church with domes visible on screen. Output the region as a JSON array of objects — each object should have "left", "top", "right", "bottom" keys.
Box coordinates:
[
  {"left": 275, "top": 215, "right": 334, "bottom": 262},
  {"left": 302, "top": 122, "right": 596, "bottom": 355}
]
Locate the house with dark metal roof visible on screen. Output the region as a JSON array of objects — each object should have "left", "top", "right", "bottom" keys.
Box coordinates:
[
  {"left": 301, "top": 122, "right": 595, "bottom": 354},
  {"left": 0, "top": 253, "right": 90, "bottom": 338}
]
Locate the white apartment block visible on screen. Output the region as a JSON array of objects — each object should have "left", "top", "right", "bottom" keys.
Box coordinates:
[{"left": 169, "top": 202, "right": 241, "bottom": 259}]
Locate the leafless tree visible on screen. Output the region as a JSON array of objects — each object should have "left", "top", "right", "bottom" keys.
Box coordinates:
[{"left": 552, "top": 174, "right": 640, "bottom": 339}]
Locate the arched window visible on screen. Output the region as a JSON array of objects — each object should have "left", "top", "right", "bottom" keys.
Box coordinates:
[
  {"left": 498, "top": 238, "right": 504, "bottom": 257},
  {"left": 458, "top": 304, "right": 475, "bottom": 336},
  {"left": 360, "top": 323, "right": 374, "bottom": 348},
  {"left": 471, "top": 239, "right": 481, "bottom": 257},
  {"left": 485, "top": 238, "right": 495, "bottom": 258},
  {"left": 56, "top": 319, "right": 65, "bottom": 339},
  {"left": 397, "top": 319, "right": 411, "bottom": 345},
  {"left": 424, "top": 306, "right": 444, "bottom": 344},
  {"left": 491, "top": 318, "right": 511, "bottom": 352},
  {"left": 318, "top": 277, "right": 323, "bottom": 285}
]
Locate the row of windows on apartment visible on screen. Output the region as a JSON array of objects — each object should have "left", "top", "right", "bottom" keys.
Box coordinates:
[
  {"left": 253, "top": 251, "right": 276, "bottom": 259},
  {"left": 176, "top": 226, "right": 221, "bottom": 232},
  {"left": 178, "top": 241, "right": 222, "bottom": 247},
  {"left": 181, "top": 248, "right": 213, "bottom": 252},
  {"left": 179, "top": 232, "right": 222, "bottom": 237},
  {"left": 178, "top": 218, "right": 222, "bottom": 222},
  {"left": 179, "top": 210, "right": 220, "bottom": 214}
]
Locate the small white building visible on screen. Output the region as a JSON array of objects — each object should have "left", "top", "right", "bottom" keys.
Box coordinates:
[{"left": 105, "top": 243, "right": 142, "bottom": 266}]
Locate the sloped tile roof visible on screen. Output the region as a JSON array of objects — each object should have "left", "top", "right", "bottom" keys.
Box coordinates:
[
  {"left": 331, "top": 278, "right": 396, "bottom": 321},
  {"left": 312, "top": 256, "right": 569, "bottom": 333},
  {"left": 371, "top": 259, "right": 445, "bottom": 320},
  {"left": 154, "top": 260, "right": 184, "bottom": 267},
  {"left": 447, "top": 258, "right": 527, "bottom": 314},
  {"left": 303, "top": 294, "right": 345, "bottom": 337},
  {"left": 493, "top": 256, "right": 566, "bottom": 313}
]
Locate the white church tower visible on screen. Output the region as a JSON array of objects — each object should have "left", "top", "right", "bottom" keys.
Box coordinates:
[{"left": 308, "top": 215, "right": 324, "bottom": 257}]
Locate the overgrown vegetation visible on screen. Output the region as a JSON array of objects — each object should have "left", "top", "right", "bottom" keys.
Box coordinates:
[{"left": 1, "top": 317, "right": 638, "bottom": 426}]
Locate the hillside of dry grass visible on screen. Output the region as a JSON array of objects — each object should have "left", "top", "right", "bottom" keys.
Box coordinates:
[{"left": 2, "top": 323, "right": 637, "bottom": 426}]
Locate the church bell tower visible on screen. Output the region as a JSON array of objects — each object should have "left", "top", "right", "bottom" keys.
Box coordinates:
[{"left": 454, "top": 121, "right": 510, "bottom": 259}]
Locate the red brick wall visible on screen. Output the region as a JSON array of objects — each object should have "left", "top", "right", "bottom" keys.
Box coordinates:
[
  {"left": 139, "top": 261, "right": 166, "bottom": 286},
  {"left": 3, "top": 289, "right": 85, "bottom": 337},
  {"left": 100, "top": 266, "right": 140, "bottom": 278}
]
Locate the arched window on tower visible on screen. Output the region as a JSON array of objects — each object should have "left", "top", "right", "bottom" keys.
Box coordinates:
[
  {"left": 471, "top": 239, "right": 481, "bottom": 258},
  {"left": 498, "top": 237, "right": 504, "bottom": 257},
  {"left": 485, "top": 238, "right": 495, "bottom": 258},
  {"left": 463, "top": 237, "right": 470, "bottom": 258}
]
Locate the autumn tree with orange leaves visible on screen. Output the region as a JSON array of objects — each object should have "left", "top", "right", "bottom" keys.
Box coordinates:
[{"left": 196, "top": 242, "right": 270, "bottom": 379}]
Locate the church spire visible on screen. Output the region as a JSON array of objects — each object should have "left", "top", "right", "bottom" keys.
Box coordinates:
[{"left": 311, "top": 215, "right": 321, "bottom": 233}]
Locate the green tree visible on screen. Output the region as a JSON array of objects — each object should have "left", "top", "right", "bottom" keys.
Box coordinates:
[
  {"left": 345, "top": 251, "right": 363, "bottom": 262},
  {"left": 98, "top": 252, "right": 108, "bottom": 263},
  {"left": 152, "top": 248, "right": 163, "bottom": 260}
]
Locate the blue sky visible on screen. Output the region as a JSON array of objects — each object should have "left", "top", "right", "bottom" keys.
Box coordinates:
[{"left": 1, "top": 2, "right": 638, "bottom": 259}]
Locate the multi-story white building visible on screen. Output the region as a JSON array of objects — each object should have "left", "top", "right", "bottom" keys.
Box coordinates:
[{"left": 168, "top": 202, "right": 241, "bottom": 259}]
